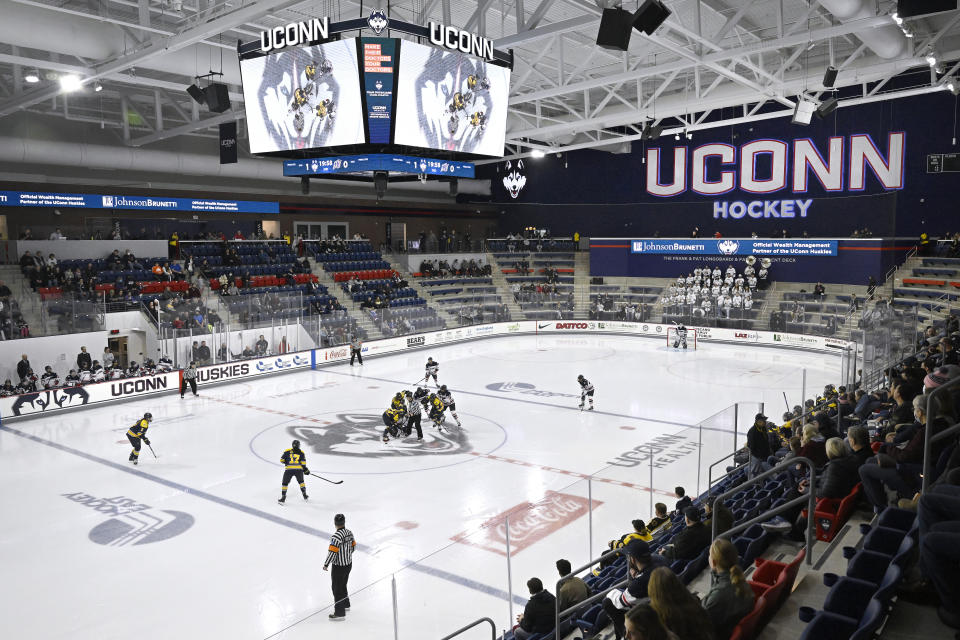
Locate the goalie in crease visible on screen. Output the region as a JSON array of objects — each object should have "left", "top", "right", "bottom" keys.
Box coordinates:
[{"left": 672, "top": 324, "right": 689, "bottom": 349}]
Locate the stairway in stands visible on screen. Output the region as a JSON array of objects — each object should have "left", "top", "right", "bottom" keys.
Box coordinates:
[{"left": 309, "top": 255, "right": 384, "bottom": 341}]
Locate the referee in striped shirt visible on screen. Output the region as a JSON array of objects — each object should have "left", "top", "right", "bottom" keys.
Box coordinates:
[{"left": 324, "top": 513, "right": 356, "bottom": 621}]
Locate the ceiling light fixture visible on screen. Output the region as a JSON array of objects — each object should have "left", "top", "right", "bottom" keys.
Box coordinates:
[
  {"left": 24, "top": 68, "right": 40, "bottom": 83},
  {"left": 94, "top": 82, "right": 103, "bottom": 92},
  {"left": 59, "top": 74, "right": 83, "bottom": 92},
  {"left": 530, "top": 149, "right": 545, "bottom": 158}
]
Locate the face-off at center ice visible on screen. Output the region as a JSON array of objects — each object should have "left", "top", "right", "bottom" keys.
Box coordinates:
[{"left": 0, "top": 334, "right": 838, "bottom": 639}]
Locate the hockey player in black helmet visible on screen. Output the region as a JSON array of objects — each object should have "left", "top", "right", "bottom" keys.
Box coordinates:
[
  {"left": 437, "top": 385, "right": 461, "bottom": 427},
  {"left": 391, "top": 392, "right": 406, "bottom": 411},
  {"left": 279, "top": 440, "right": 309, "bottom": 504},
  {"left": 126, "top": 412, "right": 153, "bottom": 464},
  {"left": 425, "top": 357, "right": 439, "bottom": 387},
  {"left": 577, "top": 375, "right": 595, "bottom": 411}
]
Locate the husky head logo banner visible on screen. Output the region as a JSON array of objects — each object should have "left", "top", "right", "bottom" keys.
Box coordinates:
[
  {"left": 502, "top": 159, "right": 527, "bottom": 199},
  {"left": 367, "top": 9, "right": 389, "bottom": 35}
]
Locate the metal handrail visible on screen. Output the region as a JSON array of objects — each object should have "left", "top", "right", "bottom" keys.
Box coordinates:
[
  {"left": 440, "top": 616, "right": 497, "bottom": 640},
  {"left": 707, "top": 456, "right": 745, "bottom": 495},
  {"left": 553, "top": 548, "right": 626, "bottom": 638},
  {"left": 922, "top": 376, "right": 960, "bottom": 491},
  {"left": 710, "top": 457, "right": 817, "bottom": 566}
]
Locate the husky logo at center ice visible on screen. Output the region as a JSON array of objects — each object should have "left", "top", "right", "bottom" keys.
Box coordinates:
[
  {"left": 502, "top": 159, "right": 526, "bottom": 199},
  {"left": 367, "top": 9, "right": 388, "bottom": 35},
  {"left": 718, "top": 239, "right": 740, "bottom": 255},
  {"left": 290, "top": 413, "right": 470, "bottom": 458}
]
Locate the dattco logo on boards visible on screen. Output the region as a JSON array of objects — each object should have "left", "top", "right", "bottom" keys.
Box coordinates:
[
  {"left": 407, "top": 336, "right": 426, "bottom": 347},
  {"left": 555, "top": 322, "right": 588, "bottom": 329}
]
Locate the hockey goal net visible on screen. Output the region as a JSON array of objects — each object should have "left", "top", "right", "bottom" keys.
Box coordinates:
[{"left": 667, "top": 327, "right": 698, "bottom": 349}]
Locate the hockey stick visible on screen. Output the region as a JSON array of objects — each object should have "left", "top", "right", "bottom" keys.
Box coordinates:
[
  {"left": 782, "top": 392, "right": 790, "bottom": 412},
  {"left": 309, "top": 472, "right": 344, "bottom": 485},
  {"left": 147, "top": 443, "right": 158, "bottom": 458},
  {"left": 409, "top": 374, "right": 427, "bottom": 386}
]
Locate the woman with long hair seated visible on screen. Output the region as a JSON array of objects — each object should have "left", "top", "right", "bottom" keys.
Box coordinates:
[
  {"left": 647, "top": 566, "right": 715, "bottom": 640},
  {"left": 701, "top": 538, "right": 754, "bottom": 640}
]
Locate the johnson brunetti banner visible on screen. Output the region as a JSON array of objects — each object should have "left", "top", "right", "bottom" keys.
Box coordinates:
[{"left": 631, "top": 239, "right": 838, "bottom": 256}]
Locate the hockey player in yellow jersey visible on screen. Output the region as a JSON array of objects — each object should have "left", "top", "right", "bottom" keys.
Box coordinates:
[
  {"left": 382, "top": 407, "right": 405, "bottom": 443},
  {"left": 126, "top": 412, "right": 152, "bottom": 465},
  {"left": 278, "top": 440, "right": 309, "bottom": 505}
]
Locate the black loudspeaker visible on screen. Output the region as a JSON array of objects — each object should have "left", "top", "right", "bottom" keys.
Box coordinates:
[
  {"left": 816, "top": 97, "right": 838, "bottom": 118},
  {"left": 823, "top": 66, "right": 838, "bottom": 88},
  {"left": 632, "top": 0, "right": 672, "bottom": 35},
  {"left": 186, "top": 84, "right": 206, "bottom": 104},
  {"left": 897, "top": 0, "right": 956, "bottom": 18},
  {"left": 449, "top": 179, "right": 458, "bottom": 197},
  {"left": 300, "top": 177, "right": 310, "bottom": 195},
  {"left": 596, "top": 8, "right": 633, "bottom": 51},
  {"left": 642, "top": 123, "right": 663, "bottom": 140},
  {"left": 205, "top": 83, "right": 231, "bottom": 113},
  {"left": 374, "top": 171, "right": 388, "bottom": 198}
]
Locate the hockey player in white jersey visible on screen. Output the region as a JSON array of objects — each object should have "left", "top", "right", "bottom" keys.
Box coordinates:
[
  {"left": 577, "top": 375, "right": 595, "bottom": 411},
  {"left": 437, "top": 385, "right": 462, "bottom": 427},
  {"left": 672, "top": 324, "right": 689, "bottom": 349},
  {"left": 425, "top": 357, "right": 440, "bottom": 387}
]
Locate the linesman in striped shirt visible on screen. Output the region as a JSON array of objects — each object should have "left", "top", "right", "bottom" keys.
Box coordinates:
[{"left": 324, "top": 513, "right": 356, "bottom": 621}]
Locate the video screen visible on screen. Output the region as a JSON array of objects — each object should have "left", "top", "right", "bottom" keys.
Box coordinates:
[
  {"left": 240, "top": 39, "right": 364, "bottom": 154},
  {"left": 394, "top": 40, "right": 510, "bottom": 157}
]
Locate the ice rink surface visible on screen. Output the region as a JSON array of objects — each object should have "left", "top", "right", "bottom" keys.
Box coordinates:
[{"left": 0, "top": 334, "right": 840, "bottom": 640}]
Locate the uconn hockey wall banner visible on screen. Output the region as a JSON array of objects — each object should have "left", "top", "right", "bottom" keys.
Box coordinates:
[{"left": 0, "top": 372, "right": 178, "bottom": 418}]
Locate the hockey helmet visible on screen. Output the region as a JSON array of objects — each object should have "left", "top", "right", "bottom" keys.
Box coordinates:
[
  {"left": 577, "top": 374, "right": 585, "bottom": 381},
  {"left": 440, "top": 385, "right": 447, "bottom": 392},
  {"left": 144, "top": 412, "right": 153, "bottom": 420},
  {"left": 292, "top": 439, "right": 301, "bottom": 448}
]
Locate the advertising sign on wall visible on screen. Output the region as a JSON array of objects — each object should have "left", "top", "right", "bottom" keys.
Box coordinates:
[{"left": 0, "top": 372, "right": 179, "bottom": 418}]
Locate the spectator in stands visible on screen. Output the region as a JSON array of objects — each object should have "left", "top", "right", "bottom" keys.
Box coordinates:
[
  {"left": 594, "top": 541, "right": 669, "bottom": 640},
  {"left": 16, "top": 354, "right": 31, "bottom": 381},
  {"left": 673, "top": 487, "right": 692, "bottom": 515},
  {"left": 19, "top": 228, "right": 32, "bottom": 240},
  {"left": 255, "top": 335, "right": 268, "bottom": 356},
  {"left": 49, "top": 228, "right": 65, "bottom": 240},
  {"left": 151, "top": 262, "right": 163, "bottom": 280},
  {"left": 646, "top": 503, "right": 671, "bottom": 535},
  {"left": 513, "top": 577, "right": 555, "bottom": 640},
  {"left": 939, "top": 338, "right": 958, "bottom": 366},
  {"left": 746, "top": 413, "right": 772, "bottom": 477},
  {"left": 703, "top": 499, "right": 733, "bottom": 536},
  {"left": 555, "top": 559, "right": 590, "bottom": 614},
  {"left": 217, "top": 343, "right": 228, "bottom": 362},
  {"left": 191, "top": 341, "right": 201, "bottom": 362},
  {"left": 624, "top": 603, "right": 675, "bottom": 640},
  {"left": 797, "top": 423, "right": 828, "bottom": 468},
  {"left": 813, "top": 282, "right": 826, "bottom": 300},
  {"left": 77, "top": 347, "right": 92, "bottom": 371},
  {"left": 647, "top": 567, "right": 714, "bottom": 640},
  {"left": 662, "top": 508, "right": 710, "bottom": 562},
  {"left": 197, "top": 341, "right": 211, "bottom": 365},
  {"left": 0, "top": 280, "right": 12, "bottom": 301},
  {"left": 847, "top": 425, "right": 872, "bottom": 466},
  {"left": 808, "top": 437, "right": 861, "bottom": 499},
  {"left": 702, "top": 538, "right": 754, "bottom": 639},
  {"left": 860, "top": 395, "right": 950, "bottom": 511},
  {"left": 102, "top": 348, "right": 115, "bottom": 369}
]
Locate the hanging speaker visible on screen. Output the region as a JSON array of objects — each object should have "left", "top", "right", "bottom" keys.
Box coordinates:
[
  {"left": 374, "top": 171, "right": 388, "bottom": 198},
  {"left": 897, "top": 0, "right": 956, "bottom": 18},
  {"left": 823, "top": 66, "right": 838, "bottom": 88},
  {"left": 632, "top": 0, "right": 672, "bottom": 35},
  {"left": 186, "top": 84, "right": 206, "bottom": 104},
  {"left": 596, "top": 8, "right": 634, "bottom": 51},
  {"left": 816, "top": 97, "right": 838, "bottom": 118},
  {"left": 641, "top": 124, "right": 663, "bottom": 140},
  {"left": 204, "top": 83, "right": 231, "bottom": 113}
]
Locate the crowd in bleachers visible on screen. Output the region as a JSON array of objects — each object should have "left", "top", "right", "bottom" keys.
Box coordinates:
[
  {"left": 4, "top": 346, "right": 176, "bottom": 396},
  {"left": 0, "top": 279, "right": 30, "bottom": 339},
  {"left": 504, "top": 315, "right": 960, "bottom": 640},
  {"left": 589, "top": 295, "right": 650, "bottom": 322},
  {"left": 416, "top": 258, "right": 491, "bottom": 278},
  {"left": 661, "top": 264, "right": 767, "bottom": 319}
]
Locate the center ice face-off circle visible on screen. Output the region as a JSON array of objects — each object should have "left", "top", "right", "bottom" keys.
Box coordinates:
[{"left": 250, "top": 409, "right": 507, "bottom": 474}]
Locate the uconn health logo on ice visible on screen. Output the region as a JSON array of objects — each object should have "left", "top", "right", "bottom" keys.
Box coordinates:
[{"left": 63, "top": 492, "right": 194, "bottom": 546}]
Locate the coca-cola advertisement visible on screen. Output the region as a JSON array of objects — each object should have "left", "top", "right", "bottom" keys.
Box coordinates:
[{"left": 451, "top": 490, "right": 598, "bottom": 555}]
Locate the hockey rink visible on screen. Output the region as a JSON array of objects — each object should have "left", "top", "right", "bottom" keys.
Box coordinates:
[{"left": 0, "top": 334, "right": 841, "bottom": 640}]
